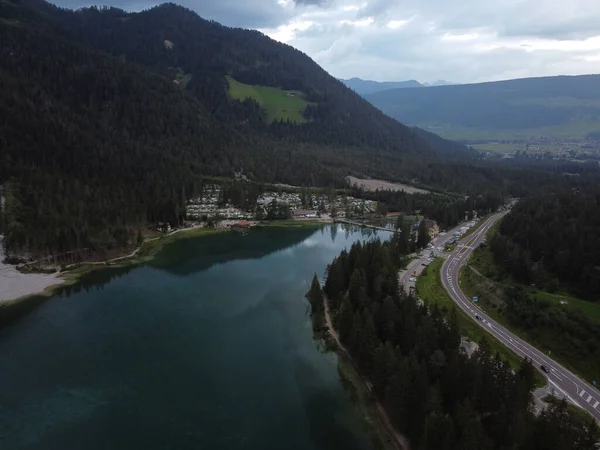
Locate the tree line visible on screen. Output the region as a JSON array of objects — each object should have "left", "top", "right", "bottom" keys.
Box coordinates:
[
  {"left": 490, "top": 190, "right": 600, "bottom": 299},
  {"left": 351, "top": 186, "right": 504, "bottom": 229},
  {"left": 317, "top": 237, "right": 598, "bottom": 449}
]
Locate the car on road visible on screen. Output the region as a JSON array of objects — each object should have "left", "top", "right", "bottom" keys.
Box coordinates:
[
  {"left": 475, "top": 314, "right": 481, "bottom": 320},
  {"left": 421, "top": 263, "right": 427, "bottom": 266},
  {"left": 540, "top": 365, "right": 550, "bottom": 374},
  {"left": 409, "top": 277, "right": 417, "bottom": 282}
]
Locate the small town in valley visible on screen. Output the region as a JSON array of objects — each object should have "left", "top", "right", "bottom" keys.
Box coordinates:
[{"left": 184, "top": 184, "right": 378, "bottom": 227}]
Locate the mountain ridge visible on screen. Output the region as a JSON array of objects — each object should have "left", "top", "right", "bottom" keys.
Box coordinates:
[
  {"left": 339, "top": 77, "right": 424, "bottom": 95},
  {"left": 22, "top": 0, "right": 472, "bottom": 161},
  {"left": 365, "top": 74, "right": 600, "bottom": 142}
]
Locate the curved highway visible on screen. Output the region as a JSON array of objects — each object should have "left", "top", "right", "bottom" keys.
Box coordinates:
[{"left": 441, "top": 212, "right": 600, "bottom": 421}]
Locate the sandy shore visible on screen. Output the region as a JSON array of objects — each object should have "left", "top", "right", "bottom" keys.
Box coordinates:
[{"left": 0, "top": 237, "right": 64, "bottom": 304}]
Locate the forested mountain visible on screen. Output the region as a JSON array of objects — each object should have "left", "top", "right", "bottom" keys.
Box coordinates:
[
  {"left": 20, "top": 0, "right": 470, "bottom": 161},
  {"left": 339, "top": 77, "right": 423, "bottom": 96},
  {"left": 316, "top": 238, "right": 599, "bottom": 450},
  {"left": 1, "top": 0, "right": 599, "bottom": 259},
  {"left": 365, "top": 74, "right": 600, "bottom": 141},
  {"left": 0, "top": 0, "right": 472, "bottom": 257},
  {"left": 490, "top": 191, "right": 600, "bottom": 299}
]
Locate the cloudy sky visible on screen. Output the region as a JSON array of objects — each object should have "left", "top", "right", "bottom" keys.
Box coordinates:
[{"left": 54, "top": 0, "right": 600, "bottom": 84}]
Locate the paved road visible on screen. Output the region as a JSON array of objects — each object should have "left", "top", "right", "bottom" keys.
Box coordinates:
[
  {"left": 399, "top": 220, "right": 474, "bottom": 294},
  {"left": 441, "top": 213, "right": 600, "bottom": 422}
]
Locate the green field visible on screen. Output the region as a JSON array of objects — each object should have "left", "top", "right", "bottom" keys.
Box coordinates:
[
  {"left": 416, "top": 259, "right": 545, "bottom": 386},
  {"left": 418, "top": 118, "right": 600, "bottom": 142},
  {"left": 174, "top": 72, "right": 192, "bottom": 88},
  {"left": 533, "top": 291, "right": 600, "bottom": 324},
  {"left": 226, "top": 75, "right": 313, "bottom": 123},
  {"left": 473, "top": 143, "right": 523, "bottom": 153}
]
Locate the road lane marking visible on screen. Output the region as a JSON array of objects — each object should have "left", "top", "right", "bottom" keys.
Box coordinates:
[
  {"left": 579, "top": 390, "right": 587, "bottom": 398},
  {"left": 549, "top": 380, "right": 583, "bottom": 409},
  {"left": 442, "top": 214, "right": 600, "bottom": 419},
  {"left": 551, "top": 372, "right": 563, "bottom": 382}
]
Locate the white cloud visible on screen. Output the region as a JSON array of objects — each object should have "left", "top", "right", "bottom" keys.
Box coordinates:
[
  {"left": 258, "top": 0, "right": 600, "bottom": 83},
  {"left": 54, "top": 0, "right": 600, "bottom": 83}
]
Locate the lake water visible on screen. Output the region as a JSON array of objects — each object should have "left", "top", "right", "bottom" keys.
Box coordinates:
[{"left": 0, "top": 225, "right": 387, "bottom": 450}]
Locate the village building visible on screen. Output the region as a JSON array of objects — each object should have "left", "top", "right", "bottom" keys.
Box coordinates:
[
  {"left": 292, "top": 209, "right": 317, "bottom": 219},
  {"left": 423, "top": 219, "right": 440, "bottom": 238}
]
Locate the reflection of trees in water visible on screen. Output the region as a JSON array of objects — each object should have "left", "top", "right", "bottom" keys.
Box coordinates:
[
  {"left": 149, "top": 227, "right": 315, "bottom": 277},
  {"left": 68, "top": 266, "right": 138, "bottom": 295},
  {"left": 0, "top": 265, "right": 139, "bottom": 328},
  {"left": 0, "top": 228, "right": 316, "bottom": 329},
  {"left": 291, "top": 349, "right": 371, "bottom": 450},
  {"left": 360, "top": 227, "right": 378, "bottom": 239},
  {"left": 330, "top": 224, "right": 338, "bottom": 243}
]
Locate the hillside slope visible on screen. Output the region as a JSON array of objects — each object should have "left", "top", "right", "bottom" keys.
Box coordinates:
[
  {"left": 0, "top": 0, "right": 475, "bottom": 257},
  {"left": 366, "top": 75, "right": 600, "bottom": 141},
  {"left": 23, "top": 0, "right": 473, "bottom": 161}
]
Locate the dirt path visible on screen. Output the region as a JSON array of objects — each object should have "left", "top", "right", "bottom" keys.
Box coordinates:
[
  {"left": 62, "top": 225, "right": 202, "bottom": 270},
  {"left": 322, "top": 293, "right": 410, "bottom": 450}
]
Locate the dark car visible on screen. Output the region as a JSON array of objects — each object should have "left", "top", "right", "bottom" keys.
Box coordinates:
[
  {"left": 475, "top": 314, "right": 481, "bottom": 321},
  {"left": 540, "top": 365, "right": 550, "bottom": 374}
]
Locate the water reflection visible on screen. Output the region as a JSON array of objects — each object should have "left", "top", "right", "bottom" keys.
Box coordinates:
[
  {"left": 0, "top": 224, "right": 384, "bottom": 450},
  {"left": 0, "top": 225, "right": 390, "bottom": 328},
  {"left": 151, "top": 227, "right": 315, "bottom": 276}
]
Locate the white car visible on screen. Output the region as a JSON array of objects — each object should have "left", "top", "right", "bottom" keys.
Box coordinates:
[{"left": 409, "top": 277, "right": 417, "bottom": 282}]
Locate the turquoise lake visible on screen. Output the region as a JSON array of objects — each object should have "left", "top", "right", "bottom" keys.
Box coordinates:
[{"left": 0, "top": 225, "right": 387, "bottom": 450}]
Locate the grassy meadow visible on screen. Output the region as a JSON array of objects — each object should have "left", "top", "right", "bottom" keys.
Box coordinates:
[{"left": 226, "top": 75, "right": 313, "bottom": 123}]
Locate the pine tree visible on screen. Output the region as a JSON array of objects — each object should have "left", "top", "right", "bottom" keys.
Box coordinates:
[
  {"left": 357, "top": 311, "right": 379, "bottom": 371},
  {"left": 419, "top": 412, "right": 455, "bottom": 450},
  {"left": 417, "top": 219, "right": 431, "bottom": 249},
  {"left": 306, "top": 273, "right": 322, "bottom": 313},
  {"left": 395, "top": 213, "right": 405, "bottom": 230}
]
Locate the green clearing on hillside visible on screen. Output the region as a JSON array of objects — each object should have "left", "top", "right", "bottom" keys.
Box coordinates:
[
  {"left": 226, "top": 75, "right": 313, "bottom": 123},
  {"left": 174, "top": 71, "right": 192, "bottom": 88}
]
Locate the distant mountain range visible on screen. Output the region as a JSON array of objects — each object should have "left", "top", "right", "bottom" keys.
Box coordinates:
[
  {"left": 364, "top": 74, "right": 600, "bottom": 142},
  {"left": 423, "top": 80, "right": 454, "bottom": 87},
  {"left": 339, "top": 77, "right": 454, "bottom": 96}
]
